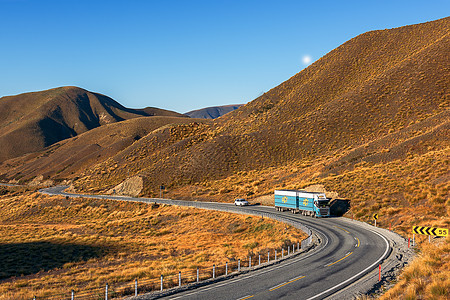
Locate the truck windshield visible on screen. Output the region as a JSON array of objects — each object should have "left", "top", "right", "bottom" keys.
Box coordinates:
[{"left": 317, "top": 200, "right": 329, "bottom": 207}]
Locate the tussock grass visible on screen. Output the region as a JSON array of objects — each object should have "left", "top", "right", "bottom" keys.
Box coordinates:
[{"left": 380, "top": 236, "right": 449, "bottom": 300}]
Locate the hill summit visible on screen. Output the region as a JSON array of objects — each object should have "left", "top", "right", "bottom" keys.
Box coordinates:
[{"left": 0, "top": 86, "right": 186, "bottom": 162}]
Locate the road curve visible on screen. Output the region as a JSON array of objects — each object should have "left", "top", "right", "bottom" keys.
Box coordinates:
[{"left": 40, "top": 186, "right": 399, "bottom": 300}]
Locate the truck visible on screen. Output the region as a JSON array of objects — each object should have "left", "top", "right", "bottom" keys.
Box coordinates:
[{"left": 274, "top": 190, "right": 330, "bottom": 217}]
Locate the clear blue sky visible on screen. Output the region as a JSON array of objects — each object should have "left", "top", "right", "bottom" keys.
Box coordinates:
[{"left": 1, "top": 0, "right": 448, "bottom": 113}]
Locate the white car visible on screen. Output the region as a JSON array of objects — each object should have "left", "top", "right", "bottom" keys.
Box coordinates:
[{"left": 234, "top": 198, "right": 249, "bottom": 206}]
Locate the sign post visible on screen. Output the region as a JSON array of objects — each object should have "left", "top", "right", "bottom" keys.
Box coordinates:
[
  {"left": 160, "top": 185, "right": 165, "bottom": 198},
  {"left": 373, "top": 213, "right": 379, "bottom": 227},
  {"left": 412, "top": 226, "right": 448, "bottom": 244}
]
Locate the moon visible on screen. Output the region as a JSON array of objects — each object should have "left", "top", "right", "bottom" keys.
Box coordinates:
[{"left": 302, "top": 55, "right": 312, "bottom": 65}]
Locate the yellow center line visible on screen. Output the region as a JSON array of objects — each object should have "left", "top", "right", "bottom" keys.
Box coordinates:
[
  {"left": 238, "top": 295, "right": 254, "bottom": 300},
  {"left": 355, "top": 237, "right": 360, "bottom": 248},
  {"left": 326, "top": 252, "right": 353, "bottom": 267},
  {"left": 269, "top": 276, "right": 305, "bottom": 291},
  {"left": 334, "top": 225, "right": 350, "bottom": 233}
]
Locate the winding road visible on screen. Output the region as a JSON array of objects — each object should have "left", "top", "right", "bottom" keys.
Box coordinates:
[{"left": 40, "top": 186, "right": 410, "bottom": 300}]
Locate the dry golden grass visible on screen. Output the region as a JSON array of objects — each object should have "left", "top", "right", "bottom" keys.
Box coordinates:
[
  {"left": 0, "top": 187, "right": 305, "bottom": 299},
  {"left": 380, "top": 236, "right": 449, "bottom": 300}
]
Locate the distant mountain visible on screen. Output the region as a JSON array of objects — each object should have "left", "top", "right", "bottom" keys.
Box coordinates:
[
  {"left": 185, "top": 104, "right": 244, "bottom": 119},
  {"left": 0, "top": 86, "right": 186, "bottom": 162}
]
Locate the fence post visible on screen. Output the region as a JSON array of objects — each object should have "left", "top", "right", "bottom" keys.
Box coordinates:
[
  {"left": 238, "top": 259, "right": 241, "bottom": 271},
  {"left": 71, "top": 290, "right": 74, "bottom": 300},
  {"left": 213, "top": 264, "right": 215, "bottom": 279},
  {"left": 105, "top": 283, "right": 108, "bottom": 300},
  {"left": 160, "top": 275, "right": 163, "bottom": 291},
  {"left": 179, "top": 271, "right": 181, "bottom": 287},
  {"left": 197, "top": 267, "right": 199, "bottom": 282},
  {"left": 226, "top": 262, "right": 228, "bottom": 275},
  {"left": 135, "top": 279, "right": 138, "bottom": 296}
]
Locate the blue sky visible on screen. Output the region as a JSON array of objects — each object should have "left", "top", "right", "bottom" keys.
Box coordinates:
[{"left": 1, "top": 1, "right": 448, "bottom": 113}]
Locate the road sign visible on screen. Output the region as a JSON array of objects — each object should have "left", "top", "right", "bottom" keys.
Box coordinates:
[
  {"left": 373, "top": 213, "right": 378, "bottom": 220},
  {"left": 413, "top": 226, "right": 448, "bottom": 237}
]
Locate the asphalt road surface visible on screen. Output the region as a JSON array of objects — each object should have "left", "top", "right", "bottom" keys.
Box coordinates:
[{"left": 41, "top": 186, "right": 393, "bottom": 300}]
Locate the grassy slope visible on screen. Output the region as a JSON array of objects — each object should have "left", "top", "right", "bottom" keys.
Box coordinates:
[
  {"left": 0, "top": 187, "right": 305, "bottom": 299},
  {"left": 0, "top": 116, "right": 210, "bottom": 182}
]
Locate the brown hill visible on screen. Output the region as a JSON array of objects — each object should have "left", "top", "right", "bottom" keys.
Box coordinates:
[
  {"left": 0, "top": 86, "right": 187, "bottom": 162},
  {"left": 0, "top": 116, "right": 208, "bottom": 182},
  {"left": 64, "top": 17, "right": 448, "bottom": 200}
]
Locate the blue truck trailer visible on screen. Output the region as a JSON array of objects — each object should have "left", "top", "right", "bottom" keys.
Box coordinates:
[{"left": 274, "top": 190, "right": 330, "bottom": 217}]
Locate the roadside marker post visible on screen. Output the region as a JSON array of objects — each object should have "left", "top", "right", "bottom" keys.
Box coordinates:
[
  {"left": 378, "top": 265, "right": 381, "bottom": 281},
  {"left": 71, "top": 290, "right": 74, "bottom": 300},
  {"left": 135, "top": 279, "right": 138, "bottom": 296},
  {"left": 178, "top": 271, "right": 181, "bottom": 287},
  {"left": 213, "top": 264, "right": 215, "bottom": 279},
  {"left": 268, "top": 251, "right": 270, "bottom": 263},
  {"left": 225, "top": 262, "right": 228, "bottom": 275},
  {"left": 197, "top": 267, "right": 199, "bottom": 282},
  {"left": 160, "top": 275, "right": 163, "bottom": 291},
  {"left": 249, "top": 257, "right": 251, "bottom": 268},
  {"left": 259, "top": 254, "right": 261, "bottom": 265},
  {"left": 238, "top": 259, "right": 241, "bottom": 271},
  {"left": 105, "top": 283, "right": 108, "bottom": 300}
]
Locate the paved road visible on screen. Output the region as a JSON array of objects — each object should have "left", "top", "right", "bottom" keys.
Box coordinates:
[{"left": 40, "top": 186, "right": 393, "bottom": 300}]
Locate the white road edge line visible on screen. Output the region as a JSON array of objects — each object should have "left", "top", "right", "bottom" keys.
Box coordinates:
[
  {"left": 306, "top": 228, "right": 390, "bottom": 300},
  {"left": 236, "top": 295, "right": 253, "bottom": 300}
]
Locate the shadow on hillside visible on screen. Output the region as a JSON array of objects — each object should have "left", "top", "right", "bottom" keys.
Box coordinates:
[
  {"left": 330, "top": 199, "right": 351, "bottom": 217},
  {"left": 0, "top": 241, "right": 106, "bottom": 279}
]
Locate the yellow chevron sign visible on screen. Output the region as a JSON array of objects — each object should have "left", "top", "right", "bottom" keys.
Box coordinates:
[
  {"left": 373, "top": 213, "right": 378, "bottom": 220},
  {"left": 413, "top": 226, "right": 448, "bottom": 237}
]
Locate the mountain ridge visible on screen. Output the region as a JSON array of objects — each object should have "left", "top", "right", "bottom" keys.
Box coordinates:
[{"left": 0, "top": 86, "right": 187, "bottom": 162}]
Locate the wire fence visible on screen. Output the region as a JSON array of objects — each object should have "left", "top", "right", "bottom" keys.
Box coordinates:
[{"left": 31, "top": 190, "right": 314, "bottom": 300}]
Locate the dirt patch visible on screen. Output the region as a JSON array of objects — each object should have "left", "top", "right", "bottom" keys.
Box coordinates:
[{"left": 107, "top": 176, "right": 143, "bottom": 197}]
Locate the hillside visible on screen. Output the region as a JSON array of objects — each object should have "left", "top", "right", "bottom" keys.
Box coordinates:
[
  {"left": 0, "top": 86, "right": 186, "bottom": 162},
  {"left": 0, "top": 116, "right": 209, "bottom": 183},
  {"left": 185, "top": 104, "right": 244, "bottom": 119},
  {"left": 67, "top": 17, "right": 448, "bottom": 201}
]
